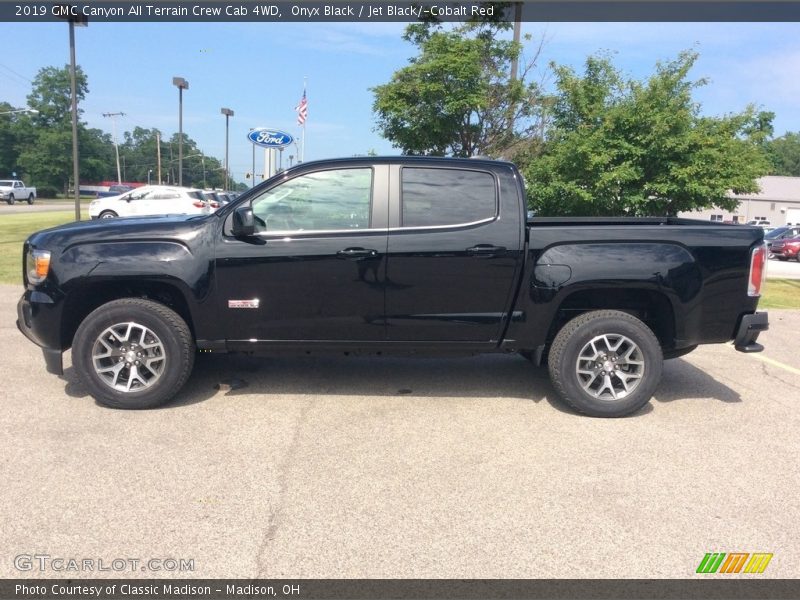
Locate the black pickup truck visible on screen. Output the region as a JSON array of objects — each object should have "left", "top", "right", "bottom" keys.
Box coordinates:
[{"left": 17, "top": 157, "right": 769, "bottom": 417}]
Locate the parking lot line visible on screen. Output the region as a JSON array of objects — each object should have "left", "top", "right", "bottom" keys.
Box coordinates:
[{"left": 741, "top": 349, "right": 800, "bottom": 376}]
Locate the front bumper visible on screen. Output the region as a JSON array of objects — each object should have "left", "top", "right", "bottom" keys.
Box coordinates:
[
  {"left": 734, "top": 312, "right": 769, "bottom": 353},
  {"left": 17, "top": 290, "right": 64, "bottom": 375}
]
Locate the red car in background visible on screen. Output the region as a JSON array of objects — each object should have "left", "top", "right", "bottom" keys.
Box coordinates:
[{"left": 770, "top": 236, "right": 800, "bottom": 261}]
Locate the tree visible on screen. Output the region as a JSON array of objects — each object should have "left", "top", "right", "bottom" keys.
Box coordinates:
[
  {"left": 523, "top": 51, "right": 770, "bottom": 216},
  {"left": 0, "top": 101, "right": 21, "bottom": 176},
  {"left": 372, "top": 19, "right": 544, "bottom": 158},
  {"left": 766, "top": 132, "right": 800, "bottom": 176},
  {"left": 14, "top": 65, "right": 115, "bottom": 195}
]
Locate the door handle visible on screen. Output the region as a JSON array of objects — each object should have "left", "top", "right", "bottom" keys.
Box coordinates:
[
  {"left": 337, "top": 247, "right": 379, "bottom": 259},
  {"left": 466, "top": 245, "right": 507, "bottom": 257}
]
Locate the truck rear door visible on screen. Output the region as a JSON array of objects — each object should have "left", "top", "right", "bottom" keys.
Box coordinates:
[{"left": 384, "top": 163, "right": 524, "bottom": 344}]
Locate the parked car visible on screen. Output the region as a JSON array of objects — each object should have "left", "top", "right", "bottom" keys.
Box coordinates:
[
  {"left": 764, "top": 226, "right": 800, "bottom": 256},
  {"left": 770, "top": 236, "right": 800, "bottom": 261},
  {"left": 201, "top": 191, "right": 222, "bottom": 211},
  {"left": 88, "top": 185, "right": 209, "bottom": 219},
  {"left": 96, "top": 184, "right": 134, "bottom": 198},
  {"left": 746, "top": 219, "right": 771, "bottom": 227},
  {"left": 17, "top": 157, "right": 768, "bottom": 417},
  {"left": 0, "top": 179, "right": 36, "bottom": 205}
]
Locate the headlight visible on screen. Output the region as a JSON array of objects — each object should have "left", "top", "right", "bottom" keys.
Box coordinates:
[{"left": 26, "top": 248, "right": 51, "bottom": 284}]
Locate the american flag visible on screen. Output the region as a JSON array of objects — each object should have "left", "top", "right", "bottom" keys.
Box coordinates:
[{"left": 295, "top": 89, "right": 308, "bottom": 126}]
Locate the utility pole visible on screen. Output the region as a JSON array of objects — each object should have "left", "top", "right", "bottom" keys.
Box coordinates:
[
  {"left": 102, "top": 111, "right": 125, "bottom": 184},
  {"left": 156, "top": 131, "right": 162, "bottom": 184}
]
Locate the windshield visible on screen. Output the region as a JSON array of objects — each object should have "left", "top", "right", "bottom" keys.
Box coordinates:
[{"left": 765, "top": 227, "right": 790, "bottom": 240}]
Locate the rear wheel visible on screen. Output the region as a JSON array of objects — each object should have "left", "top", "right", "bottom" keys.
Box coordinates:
[
  {"left": 99, "top": 210, "right": 117, "bottom": 219},
  {"left": 548, "top": 310, "right": 663, "bottom": 417},
  {"left": 27, "top": 194, "right": 34, "bottom": 205},
  {"left": 72, "top": 298, "right": 194, "bottom": 409},
  {"left": 6, "top": 194, "right": 14, "bottom": 205}
]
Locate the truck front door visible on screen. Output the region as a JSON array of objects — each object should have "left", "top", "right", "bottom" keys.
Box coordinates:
[{"left": 215, "top": 165, "right": 389, "bottom": 346}]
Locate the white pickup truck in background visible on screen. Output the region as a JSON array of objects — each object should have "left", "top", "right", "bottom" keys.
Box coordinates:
[{"left": 0, "top": 179, "right": 36, "bottom": 205}]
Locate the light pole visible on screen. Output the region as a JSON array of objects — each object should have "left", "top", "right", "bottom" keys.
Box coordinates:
[
  {"left": 172, "top": 76, "right": 189, "bottom": 186},
  {"left": 0, "top": 108, "right": 39, "bottom": 116},
  {"left": 102, "top": 111, "right": 125, "bottom": 184},
  {"left": 220, "top": 107, "right": 234, "bottom": 191},
  {"left": 249, "top": 128, "right": 256, "bottom": 188}
]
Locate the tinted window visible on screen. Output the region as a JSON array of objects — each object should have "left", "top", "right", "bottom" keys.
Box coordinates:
[
  {"left": 252, "top": 168, "right": 372, "bottom": 233},
  {"left": 401, "top": 168, "right": 496, "bottom": 227}
]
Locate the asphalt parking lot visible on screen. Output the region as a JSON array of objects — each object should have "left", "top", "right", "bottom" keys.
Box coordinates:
[{"left": 1, "top": 283, "right": 798, "bottom": 579}]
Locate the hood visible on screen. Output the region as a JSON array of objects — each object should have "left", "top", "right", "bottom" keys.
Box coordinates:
[{"left": 26, "top": 213, "right": 215, "bottom": 251}]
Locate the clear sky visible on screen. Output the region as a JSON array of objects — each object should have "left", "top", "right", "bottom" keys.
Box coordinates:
[{"left": 2, "top": 20, "right": 800, "bottom": 186}]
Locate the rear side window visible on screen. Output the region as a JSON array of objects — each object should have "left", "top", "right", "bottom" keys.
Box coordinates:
[{"left": 401, "top": 168, "right": 496, "bottom": 228}]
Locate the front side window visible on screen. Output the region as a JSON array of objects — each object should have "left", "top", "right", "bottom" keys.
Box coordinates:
[
  {"left": 401, "top": 168, "right": 496, "bottom": 228},
  {"left": 251, "top": 168, "right": 373, "bottom": 233}
]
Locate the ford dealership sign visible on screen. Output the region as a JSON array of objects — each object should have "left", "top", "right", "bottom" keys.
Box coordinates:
[{"left": 248, "top": 128, "right": 294, "bottom": 148}]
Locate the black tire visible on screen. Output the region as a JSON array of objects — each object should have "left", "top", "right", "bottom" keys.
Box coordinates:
[
  {"left": 7, "top": 194, "right": 14, "bottom": 205},
  {"left": 99, "top": 210, "right": 117, "bottom": 219},
  {"left": 778, "top": 257, "right": 788, "bottom": 261},
  {"left": 548, "top": 310, "right": 663, "bottom": 417},
  {"left": 27, "top": 194, "right": 34, "bottom": 205},
  {"left": 72, "top": 298, "right": 194, "bottom": 409}
]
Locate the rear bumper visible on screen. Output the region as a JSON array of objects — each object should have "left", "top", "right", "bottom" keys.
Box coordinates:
[{"left": 734, "top": 312, "right": 769, "bottom": 353}]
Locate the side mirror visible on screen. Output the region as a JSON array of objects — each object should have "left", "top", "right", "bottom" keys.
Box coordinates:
[{"left": 232, "top": 205, "right": 256, "bottom": 237}]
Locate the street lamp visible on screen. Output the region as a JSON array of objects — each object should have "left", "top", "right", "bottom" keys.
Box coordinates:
[
  {"left": 220, "top": 107, "right": 234, "bottom": 191},
  {"left": 172, "top": 76, "right": 189, "bottom": 186},
  {"left": 102, "top": 111, "right": 125, "bottom": 184},
  {"left": 0, "top": 107, "right": 39, "bottom": 116}
]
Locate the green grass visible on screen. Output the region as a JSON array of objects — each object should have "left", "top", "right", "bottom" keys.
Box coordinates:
[
  {"left": 0, "top": 212, "right": 78, "bottom": 284},
  {"left": 760, "top": 278, "right": 800, "bottom": 309}
]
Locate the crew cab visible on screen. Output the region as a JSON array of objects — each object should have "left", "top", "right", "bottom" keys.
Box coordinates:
[
  {"left": 0, "top": 179, "right": 36, "bottom": 205},
  {"left": 17, "top": 157, "right": 769, "bottom": 417}
]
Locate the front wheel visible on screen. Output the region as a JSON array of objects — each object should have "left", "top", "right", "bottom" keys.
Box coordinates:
[
  {"left": 548, "top": 310, "right": 663, "bottom": 417},
  {"left": 99, "top": 210, "right": 117, "bottom": 219},
  {"left": 72, "top": 298, "right": 195, "bottom": 409}
]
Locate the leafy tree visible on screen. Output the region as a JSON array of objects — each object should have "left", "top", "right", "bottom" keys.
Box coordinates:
[
  {"left": 0, "top": 101, "right": 21, "bottom": 176},
  {"left": 524, "top": 51, "right": 770, "bottom": 216},
  {"left": 372, "top": 19, "right": 544, "bottom": 158},
  {"left": 14, "top": 65, "right": 114, "bottom": 195},
  {"left": 766, "top": 132, "right": 800, "bottom": 176},
  {"left": 4, "top": 66, "right": 251, "bottom": 194}
]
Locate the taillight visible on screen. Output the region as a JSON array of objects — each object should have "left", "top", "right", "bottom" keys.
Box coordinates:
[
  {"left": 210, "top": 201, "right": 220, "bottom": 208},
  {"left": 192, "top": 201, "right": 205, "bottom": 208},
  {"left": 748, "top": 243, "right": 767, "bottom": 297}
]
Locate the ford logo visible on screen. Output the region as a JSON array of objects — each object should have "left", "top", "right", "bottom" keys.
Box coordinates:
[{"left": 248, "top": 128, "right": 294, "bottom": 148}]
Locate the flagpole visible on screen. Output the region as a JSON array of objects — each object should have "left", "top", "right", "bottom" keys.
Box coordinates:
[{"left": 301, "top": 76, "right": 307, "bottom": 163}]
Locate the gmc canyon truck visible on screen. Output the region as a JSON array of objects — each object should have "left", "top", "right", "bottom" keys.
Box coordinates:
[
  {"left": 17, "top": 157, "right": 769, "bottom": 417},
  {"left": 0, "top": 179, "right": 36, "bottom": 205}
]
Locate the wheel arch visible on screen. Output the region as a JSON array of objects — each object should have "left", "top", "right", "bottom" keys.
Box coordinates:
[
  {"left": 60, "top": 279, "right": 196, "bottom": 350},
  {"left": 547, "top": 287, "right": 677, "bottom": 352}
]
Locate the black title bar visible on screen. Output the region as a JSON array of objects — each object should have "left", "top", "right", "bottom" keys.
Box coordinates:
[{"left": 5, "top": 1, "right": 800, "bottom": 22}]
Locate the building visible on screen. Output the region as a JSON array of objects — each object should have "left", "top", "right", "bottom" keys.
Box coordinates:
[{"left": 679, "top": 176, "right": 800, "bottom": 226}]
